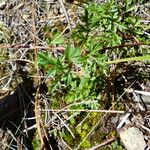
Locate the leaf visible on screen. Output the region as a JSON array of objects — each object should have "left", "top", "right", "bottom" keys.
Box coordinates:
[
  {"left": 82, "top": 123, "right": 89, "bottom": 130},
  {"left": 67, "top": 73, "right": 72, "bottom": 86},
  {"left": 65, "top": 91, "right": 76, "bottom": 104},
  {"left": 70, "top": 118, "right": 76, "bottom": 125},
  {"left": 125, "top": 17, "right": 134, "bottom": 24},
  {"left": 115, "top": 22, "right": 127, "bottom": 30},
  {"left": 126, "top": 6, "right": 136, "bottom": 12},
  {"left": 51, "top": 36, "right": 64, "bottom": 44},
  {"left": 65, "top": 45, "right": 74, "bottom": 61},
  {"left": 47, "top": 68, "right": 56, "bottom": 78},
  {"left": 125, "top": 0, "right": 132, "bottom": 7},
  {"left": 96, "top": 54, "right": 107, "bottom": 63},
  {"left": 38, "top": 52, "right": 51, "bottom": 66},
  {"left": 65, "top": 45, "right": 81, "bottom": 63}
]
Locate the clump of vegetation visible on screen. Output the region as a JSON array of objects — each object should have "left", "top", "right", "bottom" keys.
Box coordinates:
[
  {"left": 38, "top": 0, "right": 149, "bottom": 149},
  {"left": 0, "top": 0, "right": 149, "bottom": 149}
]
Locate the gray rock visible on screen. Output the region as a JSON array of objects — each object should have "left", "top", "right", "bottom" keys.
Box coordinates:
[{"left": 120, "top": 127, "right": 147, "bottom": 150}]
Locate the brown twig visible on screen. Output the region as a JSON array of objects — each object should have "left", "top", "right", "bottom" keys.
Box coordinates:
[
  {"left": 31, "top": 2, "right": 52, "bottom": 149},
  {"left": 0, "top": 44, "right": 65, "bottom": 50},
  {"left": 0, "top": 42, "right": 147, "bottom": 51},
  {"left": 31, "top": 1, "right": 44, "bottom": 149},
  {"left": 101, "top": 42, "right": 148, "bottom": 52},
  {"left": 88, "top": 137, "right": 116, "bottom": 150}
]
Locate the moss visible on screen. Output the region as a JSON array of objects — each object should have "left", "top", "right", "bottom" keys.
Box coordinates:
[{"left": 32, "top": 133, "right": 40, "bottom": 150}]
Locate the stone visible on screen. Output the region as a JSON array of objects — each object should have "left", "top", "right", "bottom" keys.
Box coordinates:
[{"left": 120, "top": 127, "right": 147, "bottom": 150}]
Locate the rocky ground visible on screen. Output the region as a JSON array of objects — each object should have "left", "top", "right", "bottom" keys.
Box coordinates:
[{"left": 0, "top": 0, "right": 150, "bottom": 150}]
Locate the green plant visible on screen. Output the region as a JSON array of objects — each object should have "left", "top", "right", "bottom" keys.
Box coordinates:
[
  {"left": 38, "top": 28, "right": 107, "bottom": 105},
  {"left": 38, "top": 28, "right": 107, "bottom": 148},
  {"left": 72, "top": 0, "right": 149, "bottom": 58},
  {"left": 32, "top": 132, "right": 40, "bottom": 150},
  {"left": 38, "top": 0, "right": 149, "bottom": 149},
  {"left": 111, "top": 140, "right": 124, "bottom": 150}
]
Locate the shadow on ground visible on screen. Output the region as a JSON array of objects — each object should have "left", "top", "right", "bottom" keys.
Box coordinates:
[{"left": 0, "top": 78, "right": 36, "bottom": 149}]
